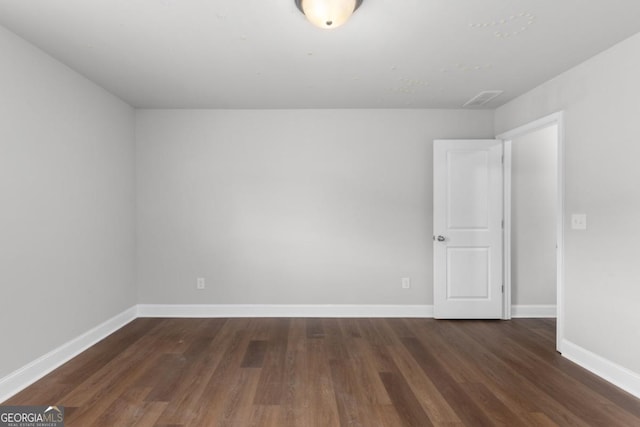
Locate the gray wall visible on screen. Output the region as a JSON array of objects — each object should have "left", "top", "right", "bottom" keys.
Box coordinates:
[
  {"left": 511, "top": 125, "right": 557, "bottom": 305},
  {"left": 0, "top": 26, "right": 136, "bottom": 378},
  {"left": 136, "top": 109, "right": 494, "bottom": 305},
  {"left": 496, "top": 32, "right": 640, "bottom": 374}
]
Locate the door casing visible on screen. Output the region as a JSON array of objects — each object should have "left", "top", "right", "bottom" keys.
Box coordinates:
[{"left": 497, "top": 111, "right": 565, "bottom": 353}]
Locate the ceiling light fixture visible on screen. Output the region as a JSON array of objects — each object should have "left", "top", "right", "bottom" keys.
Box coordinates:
[{"left": 295, "top": 0, "right": 364, "bottom": 30}]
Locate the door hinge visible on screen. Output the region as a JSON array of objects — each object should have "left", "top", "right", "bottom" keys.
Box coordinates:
[
  {"left": 501, "top": 285, "right": 504, "bottom": 293},
  {"left": 501, "top": 219, "right": 504, "bottom": 229},
  {"left": 501, "top": 155, "right": 504, "bottom": 164}
]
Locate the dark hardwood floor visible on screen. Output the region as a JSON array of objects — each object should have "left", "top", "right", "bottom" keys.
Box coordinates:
[{"left": 4, "top": 318, "right": 640, "bottom": 426}]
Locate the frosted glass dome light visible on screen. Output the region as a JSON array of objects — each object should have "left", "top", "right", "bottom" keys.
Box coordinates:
[{"left": 295, "top": 0, "right": 363, "bottom": 29}]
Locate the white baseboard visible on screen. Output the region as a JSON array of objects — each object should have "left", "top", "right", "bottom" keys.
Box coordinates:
[
  {"left": 511, "top": 305, "right": 557, "bottom": 318},
  {"left": 137, "top": 304, "right": 434, "bottom": 318},
  {"left": 0, "top": 306, "right": 137, "bottom": 404},
  {"left": 562, "top": 339, "right": 640, "bottom": 399},
  {"left": 137, "top": 304, "right": 557, "bottom": 319}
]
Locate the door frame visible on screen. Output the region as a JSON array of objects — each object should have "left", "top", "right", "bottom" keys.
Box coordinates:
[{"left": 496, "top": 111, "right": 565, "bottom": 353}]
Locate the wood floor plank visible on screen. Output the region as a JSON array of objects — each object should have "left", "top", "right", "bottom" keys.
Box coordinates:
[
  {"left": 379, "top": 371, "right": 433, "bottom": 427},
  {"left": 329, "top": 358, "right": 365, "bottom": 426},
  {"left": 387, "top": 336, "right": 462, "bottom": 425},
  {"left": 152, "top": 322, "right": 234, "bottom": 424},
  {"left": 461, "top": 382, "right": 523, "bottom": 426},
  {"left": 253, "top": 318, "right": 290, "bottom": 405},
  {"left": 91, "top": 387, "right": 154, "bottom": 427},
  {"left": 282, "top": 349, "right": 308, "bottom": 427},
  {"left": 305, "top": 339, "right": 341, "bottom": 426},
  {"left": 339, "top": 318, "right": 363, "bottom": 338},
  {"left": 285, "top": 317, "right": 306, "bottom": 353},
  {"left": 246, "top": 318, "right": 277, "bottom": 341},
  {"left": 401, "top": 336, "right": 497, "bottom": 427},
  {"left": 188, "top": 324, "right": 252, "bottom": 425},
  {"left": 421, "top": 320, "right": 487, "bottom": 384},
  {"left": 322, "top": 318, "right": 350, "bottom": 362},
  {"left": 4, "top": 318, "right": 640, "bottom": 427},
  {"left": 241, "top": 340, "right": 269, "bottom": 368},
  {"left": 247, "top": 404, "right": 283, "bottom": 427},
  {"left": 346, "top": 340, "right": 392, "bottom": 406},
  {"left": 375, "top": 404, "right": 414, "bottom": 427},
  {"left": 306, "top": 318, "right": 325, "bottom": 339},
  {"left": 215, "top": 368, "right": 262, "bottom": 426},
  {"left": 128, "top": 401, "right": 169, "bottom": 427}
]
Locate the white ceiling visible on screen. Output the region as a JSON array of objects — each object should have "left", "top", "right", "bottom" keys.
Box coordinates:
[{"left": 1, "top": 0, "right": 640, "bottom": 109}]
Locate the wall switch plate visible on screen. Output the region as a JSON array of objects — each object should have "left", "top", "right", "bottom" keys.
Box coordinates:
[
  {"left": 571, "top": 214, "right": 587, "bottom": 230},
  {"left": 402, "top": 277, "right": 411, "bottom": 289},
  {"left": 196, "top": 277, "right": 206, "bottom": 290}
]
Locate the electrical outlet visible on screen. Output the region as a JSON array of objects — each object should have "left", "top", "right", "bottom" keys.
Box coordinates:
[
  {"left": 571, "top": 214, "right": 587, "bottom": 230},
  {"left": 196, "top": 277, "right": 206, "bottom": 290},
  {"left": 402, "top": 277, "right": 411, "bottom": 289}
]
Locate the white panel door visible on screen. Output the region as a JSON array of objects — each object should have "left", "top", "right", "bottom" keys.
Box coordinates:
[{"left": 433, "top": 140, "right": 504, "bottom": 319}]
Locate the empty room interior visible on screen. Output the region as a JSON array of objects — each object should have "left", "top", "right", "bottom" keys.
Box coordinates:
[{"left": 1, "top": 0, "right": 640, "bottom": 425}]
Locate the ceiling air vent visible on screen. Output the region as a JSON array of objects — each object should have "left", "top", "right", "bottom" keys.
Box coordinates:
[{"left": 463, "top": 90, "right": 504, "bottom": 108}]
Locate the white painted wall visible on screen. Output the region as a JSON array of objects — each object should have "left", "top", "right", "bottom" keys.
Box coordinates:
[
  {"left": 511, "top": 125, "right": 557, "bottom": 305},
  {"left": 0, "top": 27, "right": 136, "bottom": 379},
  {"left": 496, "top": 33, "right": 640, "bottom": 374},
  {"left": 136, "top": 109, "right": 494, "bottom": 305}
]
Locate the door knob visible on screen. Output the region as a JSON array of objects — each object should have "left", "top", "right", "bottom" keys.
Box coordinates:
[{"left": 436, "top": 235, "right": 446, "bottom": 242}]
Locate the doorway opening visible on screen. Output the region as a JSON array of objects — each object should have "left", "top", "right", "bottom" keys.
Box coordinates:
[{"left": 498, "top": 112, "right": 565, "bottom": 352}]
